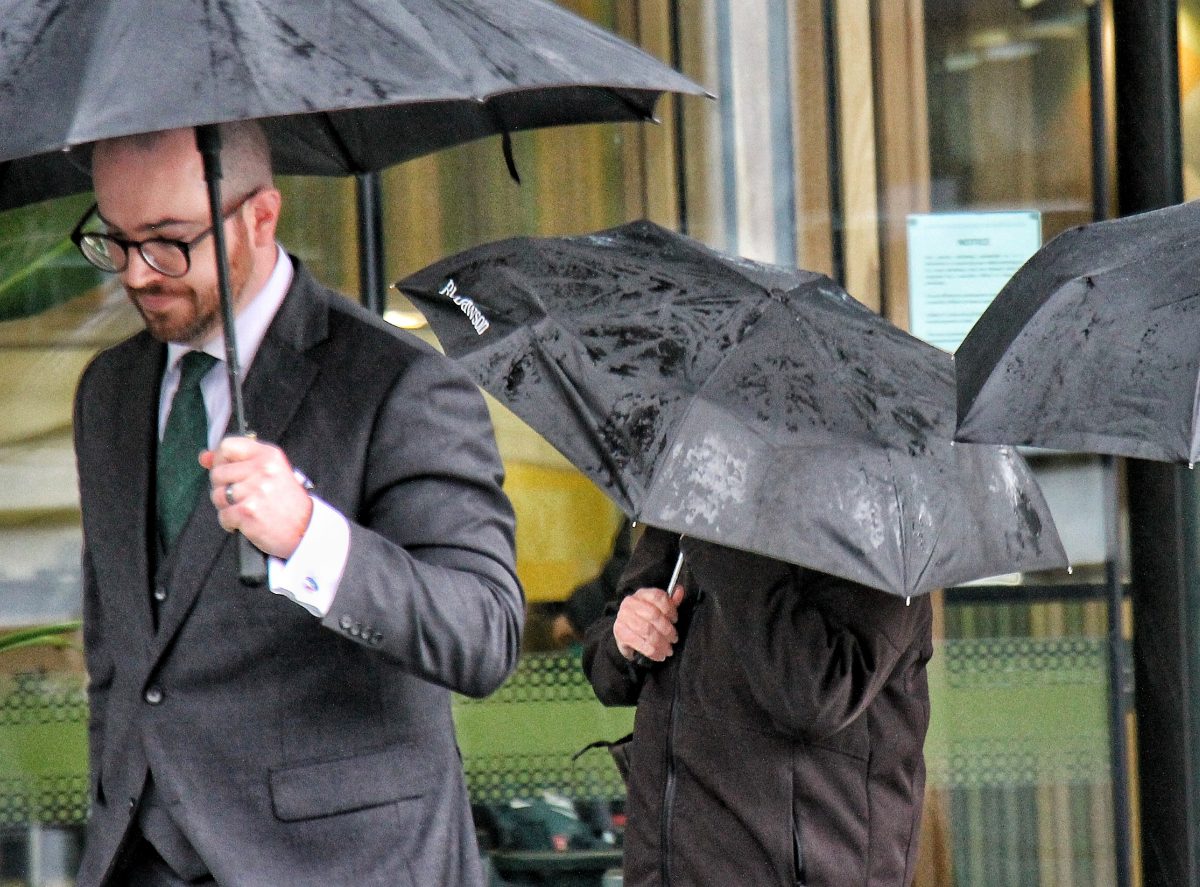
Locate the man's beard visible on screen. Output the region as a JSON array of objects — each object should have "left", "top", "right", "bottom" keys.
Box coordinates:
[
  {"left": 129, "top": 227, "right": 251, "bottom": 345},
  {"left": 130, "top": 281, "right": 221, "bottom": 344}
]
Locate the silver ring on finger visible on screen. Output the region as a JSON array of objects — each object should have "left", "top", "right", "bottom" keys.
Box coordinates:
[{"left": 224, "top": 483, "right": 237, "bottom": 506}]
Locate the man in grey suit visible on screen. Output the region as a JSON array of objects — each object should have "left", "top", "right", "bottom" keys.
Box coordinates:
[{"left": 70, "top": 122, "right": 524, "bottom": 886}]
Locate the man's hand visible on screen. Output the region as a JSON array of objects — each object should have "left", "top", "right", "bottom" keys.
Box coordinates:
[
  {"left": 550, "top": 614, "right": 580, "bottom": 649},
  {"left": 613, "top": 584, "right": 686, "bottom": 662},
  {"left": 201, "top": 436, "right": 313, "bottom": 560}
]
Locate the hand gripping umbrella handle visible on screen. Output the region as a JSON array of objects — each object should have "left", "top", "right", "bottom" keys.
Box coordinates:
[
  {"left": 633, "top": 549, "right": 685, "bottom": 670},
  {"left": 233, "top": 433, "right": 268, "bottom": 587},
  {"left": 233, "top": 435, "right": 268, "bottom": 587}
]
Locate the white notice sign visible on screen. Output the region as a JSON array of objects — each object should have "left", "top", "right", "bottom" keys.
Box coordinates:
[{"left": 906, "top": 212, "right": 1042, "bottom": 352}]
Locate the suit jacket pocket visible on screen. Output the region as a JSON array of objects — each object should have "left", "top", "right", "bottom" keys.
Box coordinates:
[{"left": 269, "top": 740, "right": 439, "bottom": 822}]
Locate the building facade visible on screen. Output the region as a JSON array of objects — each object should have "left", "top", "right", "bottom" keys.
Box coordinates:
[{"left": 2, "top": 0, "right": 1199, "bottom": 884}]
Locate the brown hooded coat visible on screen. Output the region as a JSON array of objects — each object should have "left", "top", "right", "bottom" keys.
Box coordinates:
[{"left": 583, "top": 527, "right": 933, "bottom": 887}]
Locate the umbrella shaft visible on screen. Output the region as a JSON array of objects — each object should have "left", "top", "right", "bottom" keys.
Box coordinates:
[
  {"left": 666, "top": 550, "right": 685, "bottom": 593},
  {"left": 196, "top": 126, "right": 263, "bottom": 588},
  {"left": 356, "top": 172, "right": 386, "bottom": 315},
  {"left": 196, "top": 125, "right": 249, "bottom": 436}
]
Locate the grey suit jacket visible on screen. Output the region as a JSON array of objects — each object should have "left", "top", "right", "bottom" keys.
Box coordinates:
[{"left": 73, "top": 262, "right": 523, "bottom": 886}]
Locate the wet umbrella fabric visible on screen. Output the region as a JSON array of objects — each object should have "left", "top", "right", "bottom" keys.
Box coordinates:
[
  {"left": 0, "top": 0, "right": 706, "bottom": 209},
  {"left": 0, "top": 0, "right": 704, "bottom": 399},
  {"left": 398, "top": 220, "right": 1067, "bottom": 597},
  {"left": 956, "top": 199, "right": 1200, "bottom": 463}
]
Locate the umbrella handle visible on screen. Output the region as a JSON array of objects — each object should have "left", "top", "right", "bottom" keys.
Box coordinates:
[
  {"left": 633, "top": 549, "right": 685, "bottom": 670},
  {"left": 231, "top": 431, "right": 266, "bottom": 586},
  {"left": 239, "top": 535, "right": 268, "bottom": 587}
]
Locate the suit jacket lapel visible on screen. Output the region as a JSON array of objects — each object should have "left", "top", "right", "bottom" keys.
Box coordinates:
[
  {"left": 105, "top": 335, "right": 165, "bottom": 646},
  {"left": 151, "top": 262, "right": 328, "bottom": 651},
  {"left": 238, "top": 262, "right": 327, "bottom": 446}
]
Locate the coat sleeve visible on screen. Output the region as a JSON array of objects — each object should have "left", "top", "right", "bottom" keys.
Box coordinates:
[
  {"left": 80, "top": 543, "right": 112, "bottom": 805},
  {"left": 319, "top": 348, "right": 524, "bottom": 699},
  {"left": 581, "top": 526, "right": 678, "bottom": 706},
  {"left": 682, "top": 539, "right": 932, "bottom": 742},
  {"left": 73, "top": 374, "right": 112, "bottom": 807},
  {"left": 564, "top": 519, "right": 633, "bottom": 634}
]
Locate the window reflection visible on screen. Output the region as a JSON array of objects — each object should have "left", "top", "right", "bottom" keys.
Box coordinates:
[
  {"left": 925, "top": 0, "right": 1094, "bottom": 238},
  {"left": 0, "top": 196, "right": 138, "bottom": 628}
]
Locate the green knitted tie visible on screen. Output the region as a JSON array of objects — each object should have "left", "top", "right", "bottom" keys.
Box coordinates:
[{"left": 157, "top": 351, "right": 218, "bottom": 549}]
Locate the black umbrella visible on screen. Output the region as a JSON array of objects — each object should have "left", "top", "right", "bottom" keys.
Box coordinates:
[
  {"left": 950, "top": 200, "right": 1190, "bottom": 887},
  {"left": 0, "top": 1, "right": 706, "bottom": 197},
  {"left": 397, "top": 220, "right": 1068, "bottom": 597},
  {"left": 0, "top": 0, "right": 705, "bottom": 581},
  {"left": 956, "top": 199, "right": 1200, "bottom": 463}
]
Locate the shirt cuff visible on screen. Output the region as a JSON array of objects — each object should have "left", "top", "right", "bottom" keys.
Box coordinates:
[{"left": 266, "top": 496, "right": 349, "bottom": 617}]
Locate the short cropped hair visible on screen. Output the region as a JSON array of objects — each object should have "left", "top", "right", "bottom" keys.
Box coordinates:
[{"left": 92, "top": 121, "right": 274, "bottom": 196}]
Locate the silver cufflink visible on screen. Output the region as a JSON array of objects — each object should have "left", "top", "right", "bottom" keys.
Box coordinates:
[{"left": 292, "top": 468, "right": 315, "bottom": 492}]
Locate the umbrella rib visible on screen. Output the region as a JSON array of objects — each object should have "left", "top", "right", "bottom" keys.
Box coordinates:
[
  {"left": 656, "top": 294, "right": 772, "bottom": 488},
  {"left": 887, "top": 453, "right": 917, "bottom": 596},
  {"left": 908, "top": 527, "right": 939, "bottom": 596},
  {"left": 529, "top": 328, "right": 644, "bottom": 514},
  {"left": 596, "top": 86, "right": 658, "bottom": 122},
  {"left": 1190, "top": 364, "right": 1200, "bottom": 465},
  {"left": 313, "top": 113, "right": 366, "bottom": 175},
  {"left": 903, "top": 459, "right": 944, "bottom": 597}
]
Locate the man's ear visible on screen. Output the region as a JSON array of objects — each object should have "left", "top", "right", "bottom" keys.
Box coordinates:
[{"left": 248, "top": 188, "right": 283, "bottom": 248}]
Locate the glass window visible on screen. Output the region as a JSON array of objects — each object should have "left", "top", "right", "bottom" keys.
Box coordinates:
[
  {"left": 923, "top": 0, "right": 1096, "bottom": 234},
  {"left": 0, "top": 193, "right": 128, "bottom": 882},
  {"left": 877, "top": 2, "right": 1126, "bottom": 883},
  {"left": 1180, "top": 0, "right": 1200, "bottom": 198}
]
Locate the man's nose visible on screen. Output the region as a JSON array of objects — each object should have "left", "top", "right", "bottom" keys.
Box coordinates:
[{"left": 120, "top": 249, "right": 164, "bottom": 289}]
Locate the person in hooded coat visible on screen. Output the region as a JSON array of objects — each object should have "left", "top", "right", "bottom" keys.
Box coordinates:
[{"left": 583, "top": 527, "right": 933, "bottom": 887}]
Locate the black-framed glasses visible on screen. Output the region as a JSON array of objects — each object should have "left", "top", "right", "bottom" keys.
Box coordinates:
[{"left": 70, "top": 187, "right": 262, "bottom": 278}]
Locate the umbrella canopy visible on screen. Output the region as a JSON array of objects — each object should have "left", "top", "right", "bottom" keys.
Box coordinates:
[
  {"left": 398, "top": 220, "right": 1067, "bottom": 597},
  {"left": 0, "top": 0, "right": 706, "bottom": 209},
  {"left": 956, "top": 199, "right": 1200, "bottom": 463}
]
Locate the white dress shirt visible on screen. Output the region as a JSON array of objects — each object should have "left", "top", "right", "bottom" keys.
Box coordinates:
[{"left": 157, "top": 246, "right": 349, "bottom": 616}]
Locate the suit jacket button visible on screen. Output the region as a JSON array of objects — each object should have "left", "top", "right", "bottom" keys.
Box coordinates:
[
  {"left": 153, "top": 586, "right": 168, "bottom": 602},
  {"left": 339, "top": 614, "right": 353, "bottom": 631},
  {"left": 144, "top": 686, "right": 164, "bottom": 705},
  {"left": 371, "top": 632, "right": 383, "bottom": 645}
]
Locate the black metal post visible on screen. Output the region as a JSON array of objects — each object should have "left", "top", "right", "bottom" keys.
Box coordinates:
[
  {"left": 1112, "top": 3, "right": 1199, "bottom": 886},
  {"left": 1128, "top": 463, "right": 1200, "bottom": 887},
  {"left": 1101, "top": 454, "right": 1134, "bottom": 887},
  {"left": 668, "top": 0, "right": 690, "bottom": 236},
  {"left": 356, "top": 171, "right": 386, "bottom": 316},
  {"left": 1087, "top": 2, "right": 1111, "bottom": 223},
  {"left": 821, "top": 0, "right": 846, "bottom": 286},
  {"left": 1086, "top": 7, "right": 1134, "bottom": 884}
]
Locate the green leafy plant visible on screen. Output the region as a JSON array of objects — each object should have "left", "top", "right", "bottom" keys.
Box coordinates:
[
  {"left": 0, "top": 195, "right": 103, "bottom": 322},
  {"left": 0, "top": 621, "right": 82, "bottom": 654}
]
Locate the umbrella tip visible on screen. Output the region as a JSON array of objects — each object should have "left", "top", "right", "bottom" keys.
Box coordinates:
[
  {"left": 1066, "top": 564, "right": 1074, "bottom": 576},
  {"left": 905, "top": 596, "right": 911, "bottom": 607}
]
